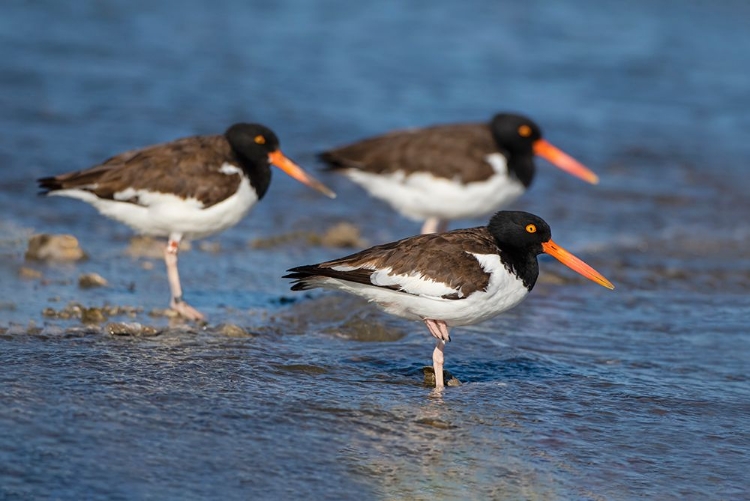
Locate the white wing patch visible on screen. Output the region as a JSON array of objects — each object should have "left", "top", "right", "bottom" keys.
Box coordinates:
[
  {"left": 370, "top": 267, "right": 460, "bottom": 299},
  {"left": 219, "top": 162, "right": 242, "bottom": 175},
  {"left": 112, "top": 187, "right": 205, "bottom": 209},
  {"left": 484, "top": 153, "right": 509, "bottom": 175},
  {"left": 330, "top": 264, "right": 364, "bottom": 272}
]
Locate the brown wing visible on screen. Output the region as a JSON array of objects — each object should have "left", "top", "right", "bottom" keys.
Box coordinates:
[
  {"left": 285, "top": 227, "right": 499, "bottom": 299},
  {"left": 38, "top": 135, "right": 242, "bottom": 207},
  {"left": 319, "top": 123, "right": 499, "bottom": 184}
]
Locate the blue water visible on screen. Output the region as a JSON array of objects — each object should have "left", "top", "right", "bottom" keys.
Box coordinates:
[{"left": 1, "top": 0, "right": 749, "bottom": 499}]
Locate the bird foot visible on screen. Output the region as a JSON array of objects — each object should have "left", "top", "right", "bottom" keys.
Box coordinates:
[{"left": 170, "top": 297, "right": 205, "bottom": 321}]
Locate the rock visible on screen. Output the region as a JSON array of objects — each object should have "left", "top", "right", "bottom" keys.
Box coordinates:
[
  {"left": 422, "top": 367, "right": 461, "bottom": 387},
  {"left": 81, "top": 307, "right": 107, "bottom": 324},
  {"left": 105, "top": 322, "right": 160, "bottom": 337},
  {"left": 78, "top": 272, "right": 108, "bottom": 288},
  {"left": 102, "top": 305, "right": 142, "bottom": 317},
  {"left": 318, "top": 222, "right": 366, "bottom": 248},
  {"left": 249, "top": 231, "right": 308, "bottom": 249},
  {"left": 25, "top": 234, "right": 87, "bottom": 262},
  {"left": 18, "top": 266, "right": 43, "bottom": 279}
]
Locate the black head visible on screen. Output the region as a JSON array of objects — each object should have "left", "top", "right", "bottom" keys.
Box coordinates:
[
  {"left": 489, "top": 113, "right": 599, "bottom": 186},
  {"left": 222, "top": 123, "right": 280, "bottom": 199},
  {"left": 224, "top": 123, "right": 281, "bottom": 164},
  {"left": 489, "top": 113, "right": 542, "bottom": 156},
  {"left": 223, "top": 122, "right": 337, "bottom": 200},
  {"left": 487, "top": 210, "right": 551, "bottom": 254},
  {"left": 487, "top": 210, "right": 615, "bottom": 291},
  {"left": 487, "top": 114, "right": 543, "bottom": 187}
]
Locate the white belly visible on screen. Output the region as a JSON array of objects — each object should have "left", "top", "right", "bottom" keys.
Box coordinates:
[
  {"left": 50, "top": 177, "right": 258, "bottom": 239},
  {"left": 342, "top": 153, "right": 526, "bottom": 221}
]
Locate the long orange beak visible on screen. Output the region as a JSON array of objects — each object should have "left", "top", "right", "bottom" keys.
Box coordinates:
[
  {"left": 269, "top": 150, "right": 336, "bottom": 199},
  {"left": 541, "top": 240, "right": 614, "bottom": 289},
  {"left": 533, "top": 139, "right": 599, "bottom": 185}
]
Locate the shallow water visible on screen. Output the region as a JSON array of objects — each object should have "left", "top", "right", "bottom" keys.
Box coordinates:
[{"left": 1, "top": 0, "right": 749, "bottom": 499}]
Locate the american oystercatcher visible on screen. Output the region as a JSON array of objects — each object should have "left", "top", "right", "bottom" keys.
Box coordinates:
[
  {"left": 285, "top": 211, "right": 613, "bottom": 388},
  {"left": 320, "top": 113, "right": 598, "bottom": 234},
  {"left": 38, "top": 123, "right": 336, "bottom": 320}
]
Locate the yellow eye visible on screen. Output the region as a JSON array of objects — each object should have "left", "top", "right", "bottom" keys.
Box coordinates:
[
  {"left": 254, "top": 135, "right": 266, "bottom": 145},
  {"left": 518, "top": 125, "right": 532, "bottom": 137},
  {"left": 525, "top": 224, "right": 537, "bottom": 233}
]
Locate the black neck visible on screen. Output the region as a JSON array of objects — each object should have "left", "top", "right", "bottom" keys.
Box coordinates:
[
  {"left": 498, "top": 247, "right": 539, "bottom": 290},
  {"left": 235, "top": 153, "right": 272, "bottom": 200},
  {"left": 503, "top": 150, "right": 535, "bottom": 188}
]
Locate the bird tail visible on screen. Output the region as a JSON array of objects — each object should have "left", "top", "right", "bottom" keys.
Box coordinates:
[
  {"left": 317, "top": 151, "right": 351, "bottom": 171},
  {"left": 36, "top": 176, "right": 64, "bottom": 195},
  {"left": 283, "top": 265, "right": 322, "bottom": 291}
]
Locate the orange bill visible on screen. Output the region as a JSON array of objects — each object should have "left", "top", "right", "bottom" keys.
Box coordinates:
[
  {"left": 541, "top": 240, "right": 614, "bottom": 289},
  {"left": 269, "top": 150, "right": 336, "bottom": 199},
  {"left": 533, "top": 139, "right": 599, "bottom": 185}
]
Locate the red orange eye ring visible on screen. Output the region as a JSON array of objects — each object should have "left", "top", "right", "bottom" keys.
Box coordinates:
[
  {"left": 254, "top": 135, "right": 266, "bottom": 145},
  {"left": 526, "top": 224, "right": 537, "bottom": 233},
  {"left": 518, "top": 125, "right": 532, "bottom": 137}
]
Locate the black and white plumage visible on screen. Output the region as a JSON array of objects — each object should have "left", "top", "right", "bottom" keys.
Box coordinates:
[
  {"left": 320, "top": 113, "right": 599, "bottom": 234},
  {"left": 286, "top": 211, "right": 614, "bottom": 388},
  {"left": 38, "top": 123, "right": 335, "bottom": 320}
]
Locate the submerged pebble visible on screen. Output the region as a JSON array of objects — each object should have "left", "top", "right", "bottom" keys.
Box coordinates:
[
  {"left": 212, "top": 323, "right": 255, "bottom": 338},
  {"left": 149, "top": 308, "right": 181, "bottom": 318},
  {"left": 25, "top": 234, "right": 87, "bottom": 262},
  {"left": 250, "top": 222, "right": 366, "bottom": 250},
  {"left": 18, "top": 266, "right": 43, "bottom": 280},
  {"left": 198, "top": 241, "right": 221, "bottom": 253},
  {"left": 422, "top": 367, "right": 461, "bottom": 387},
  {"left": 41, "top": 302, "right": 142, "bottom": 322},
  {"left": 106, "top": 322, "right": 160, "bottom": 337},
  {"left": 125, "top": 236, "right": 190, "bottom": 259},
  {"left": 330, "top": 314, "right": 407, "bottom": 342}
]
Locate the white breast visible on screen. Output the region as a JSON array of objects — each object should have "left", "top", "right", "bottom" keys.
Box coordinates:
[{"left": 342, "top": 153, "right": 526, "bottom": 221}]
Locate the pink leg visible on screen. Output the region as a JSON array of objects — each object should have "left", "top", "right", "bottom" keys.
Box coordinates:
[
  {"left": 432, "top": 339, "right": 446, "bottom": 389},
  {"left": 164, "top": 234, "right": 204, "bottom": 321},
  {"left": 421, "top": 217, "right": 448, "bottom": 235},
  {"left": 424, "top": 319, "right": 451, "bottom": 388}
]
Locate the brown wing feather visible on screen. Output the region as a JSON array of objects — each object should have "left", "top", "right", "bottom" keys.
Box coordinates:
[
  {"left": 319, "top": 123, "right": 498, "bottom": 184},
  {"left": 38, "top": 135, "right": 242, "bottom": 207},
  {"left": 285, "top": 227, "right": 499, "bottom": 299}
]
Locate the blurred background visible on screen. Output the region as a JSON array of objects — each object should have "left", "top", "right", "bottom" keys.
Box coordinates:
[{"left": 1, "top": 1, "right": 748, "bottom": 499}]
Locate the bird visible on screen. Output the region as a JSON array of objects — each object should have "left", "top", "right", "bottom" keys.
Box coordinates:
[
  {"left": 38, "top": 123, "right": 336, "bottom": 321},
  {"left": 320, "top": 113, "right": 599, "bottom": 234},
  {"left": 285, "top": 211, "right": 613, "bottom": 388}
]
